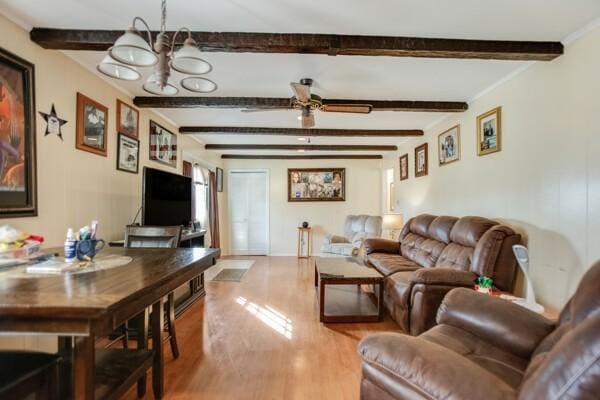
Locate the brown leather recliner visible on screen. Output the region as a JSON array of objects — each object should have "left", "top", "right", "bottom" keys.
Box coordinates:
[
  {"left": 364, "top": 214, "right": 520, "bottom": 335},
  {"left": 357, "top": 261, "right": 600, "bottom": 400}
]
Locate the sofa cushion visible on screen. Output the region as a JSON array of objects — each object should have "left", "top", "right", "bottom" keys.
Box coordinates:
[
  {"left": 408, "top": 214, "right": 436, "bottom": 237},
  {"left": 421, "top": 324, "right": 529, "bottom": 389},
  {"left": 435, "top": 243, "right": 473, "bottom": 271},
  {"left": 368, "top": 253, "right": 420, "bottom": 276},
  {"left": 449, "top": 216, "right": 498, "bottom": 247},
  {"left": 384, "top": 271, "right": 415, "bottom": 308},
  {"left": 427, "top": 216, "right": 458, "bottom": 244}
]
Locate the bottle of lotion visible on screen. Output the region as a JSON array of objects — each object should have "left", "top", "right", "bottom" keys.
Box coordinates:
[{"left": 64, "top": 228, "right": 77, "bottom": 263}]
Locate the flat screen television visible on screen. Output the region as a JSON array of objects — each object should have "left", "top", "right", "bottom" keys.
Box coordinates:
[{"left": 142, "top": 167, "right": 192, "bottom": 227}]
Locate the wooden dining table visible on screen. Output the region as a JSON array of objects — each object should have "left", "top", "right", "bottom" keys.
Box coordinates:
[{"left": 0, "top": 246, "right": 220, "bottom": 400}]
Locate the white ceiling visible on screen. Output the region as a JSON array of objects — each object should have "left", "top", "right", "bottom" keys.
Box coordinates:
[{"left": 2, "top": 0, "right": 600, "bottom": 156}]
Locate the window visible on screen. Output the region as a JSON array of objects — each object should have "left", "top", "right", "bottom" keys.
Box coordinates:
[{"left": 193, "top": 164, "right": 209, "bottom": 226}]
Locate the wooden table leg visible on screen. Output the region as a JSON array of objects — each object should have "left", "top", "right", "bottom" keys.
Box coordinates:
[
  {"left": 319, "top": 280, "right": 325, "bottom": 323},
  {"left": 152, "top": 298, "right": 165, "bottom": 399},
  {"left": 167, "top": 292, "right": 180, "bottom": 359},
  {"left": 73, "top": 336, "right": 95, "bottom": 400},
  {"left": 57, "top": 337, "right": 73, "bottom": 399},
  {"left": 137, "top": 308, "right": 149, "bottom": 397},
  {"left": 377, "top": 281, "right": 384, "bottom": 322}
]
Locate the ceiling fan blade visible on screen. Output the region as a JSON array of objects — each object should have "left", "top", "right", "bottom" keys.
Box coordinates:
[
  {"left": 301, "top": 113, "right": 315, "bottom": 128},
  {"left": 321, "top": 104, "right": 372, "bottom": 114},
  {"left": 241, "top": 107, "right": 291, "bottom": 113},
  {"left": 290, "top": 82, "right": 311, "bottom": 103}
]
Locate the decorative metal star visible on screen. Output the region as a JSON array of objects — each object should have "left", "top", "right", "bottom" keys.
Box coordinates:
[{"left": 39, "top": 104, "right": 67, "bottom": 140}]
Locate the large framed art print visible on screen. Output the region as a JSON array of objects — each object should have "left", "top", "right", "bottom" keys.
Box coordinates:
[
  {"left": 288, "top": 168, "right": 345, "bottom": 202},
  {"left": 0, "top": 47, "right": 37, "bottom": 217}
]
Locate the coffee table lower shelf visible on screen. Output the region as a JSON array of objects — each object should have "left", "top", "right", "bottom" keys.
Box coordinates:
[{"left": 317, "top": 284, "right": 382, "bottom": 323}]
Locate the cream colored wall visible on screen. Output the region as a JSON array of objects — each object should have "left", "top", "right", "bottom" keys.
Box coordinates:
[
  {"left": 0, "top": 14, "right": 220, "bottom": 350},
  {"left": 384, "top": 27, "right": 600, "bottom": 310},
  {"left": 221, "top": 159, "right": 382, "bottom": 255}
]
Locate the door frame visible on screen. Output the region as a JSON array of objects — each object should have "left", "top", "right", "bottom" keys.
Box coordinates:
[{"left": 227, "top": 168, "right": 270, "bottom": 255}]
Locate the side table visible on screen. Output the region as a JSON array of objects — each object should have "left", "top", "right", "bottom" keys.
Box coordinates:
[{"left": 297, "top": 227, "right": 312, "bottom": 258}]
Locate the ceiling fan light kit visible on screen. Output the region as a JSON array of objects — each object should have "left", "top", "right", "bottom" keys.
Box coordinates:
[{"left": 97, "top": 0, "right": 216, "bottom": 95}]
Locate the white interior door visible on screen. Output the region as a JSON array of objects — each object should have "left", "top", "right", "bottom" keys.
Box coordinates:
[{"left": 228, "top": 170, "right": 269, "bottom": 255}]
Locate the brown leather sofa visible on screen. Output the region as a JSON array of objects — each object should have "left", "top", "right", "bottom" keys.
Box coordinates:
[
  {"left": 364, "top": 214, "right": 520, "bottom": 335},
  {"left": 358, "top": 261, "right": 600, "bottom": 400}
]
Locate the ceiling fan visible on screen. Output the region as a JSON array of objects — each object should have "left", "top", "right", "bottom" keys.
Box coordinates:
[{"left": 242, "top": 78, "right": 372, "bottom": 128}]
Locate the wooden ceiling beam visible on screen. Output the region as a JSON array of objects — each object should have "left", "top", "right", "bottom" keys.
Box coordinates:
[
  {"left": 179, "top": 126, "right": 423, "bottom": 136},
  {"left": 30, "top": 28, "right": 563, "bottom": 61},
  {"left": 221, "top": 154, "right": 383, "bottom": 160},
  {"left": 133, "top": 97, "right": 468, "bottom": 112},
  {"left": 205, "top": 144, "right": 397, "bottom": 151}
]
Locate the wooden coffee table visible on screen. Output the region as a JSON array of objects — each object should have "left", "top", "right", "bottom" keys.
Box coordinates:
[{"left": 314, "top": 257, "right": 384, "bottom": 323}]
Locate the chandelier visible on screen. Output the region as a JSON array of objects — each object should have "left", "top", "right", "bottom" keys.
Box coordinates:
[{"left": 97, "top": 0, "right": 216, "bottom": 95}]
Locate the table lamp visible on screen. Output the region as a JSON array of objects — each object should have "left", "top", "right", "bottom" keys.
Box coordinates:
[{"left": 382, "top": 213, "right": 403, "bottom": 240}]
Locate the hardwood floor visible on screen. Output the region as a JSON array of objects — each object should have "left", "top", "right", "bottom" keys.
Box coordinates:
[{"left": 124, "top": 256, "right": 401, "bottom": 400}]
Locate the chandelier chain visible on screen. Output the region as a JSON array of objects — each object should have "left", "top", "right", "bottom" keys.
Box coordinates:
[{"left": 161, "top": 0, "right": 167, "bottom": 32}]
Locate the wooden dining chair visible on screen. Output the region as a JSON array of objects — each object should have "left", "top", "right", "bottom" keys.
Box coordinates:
[{"left": 124, "top": 225, "right": 182, "bottom": 359}]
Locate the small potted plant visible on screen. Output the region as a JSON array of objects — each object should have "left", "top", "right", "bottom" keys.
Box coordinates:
[{"left": 475, "top": 276, "right": 493, "bottom": 295}]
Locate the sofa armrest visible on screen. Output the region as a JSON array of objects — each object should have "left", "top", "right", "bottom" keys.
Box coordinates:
[
  {"left": 358, "top": 332, "right": 516, "bottom": 400},
  {"left": 410, "top": 268, "right": 476, "bottom": 286},
  {"left": 437, "top": 288, "right": 556, "bottom": 359},
  {"left": 363, "top": 238, "right": 399, "bottom": 255},
  {"left": 323, "top": 234, "right": 349, "bottom": 245}
]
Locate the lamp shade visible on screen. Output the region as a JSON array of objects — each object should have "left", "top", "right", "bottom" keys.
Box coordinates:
[
  {"left": 171, "top": 38, "right": 212, "bottom": 75},
  {"left": 97, "top": 55, "right": 141, "bottom": 81},
  {"left": 143, "top": 75, "right": 179, "bottom": 96},
  {"left": 382, "top": 213, "right": 403, "bottom": 230},
  {"left": 181, "top": 77, "right": 217, "bottom": 93},
  {"left": 109, "top": 28, "right": 157, "bottom": 67}
]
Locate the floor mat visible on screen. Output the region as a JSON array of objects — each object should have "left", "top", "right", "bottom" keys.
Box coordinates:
[{"left": 211, "top": 268, "right": 248, "bottom": 282}]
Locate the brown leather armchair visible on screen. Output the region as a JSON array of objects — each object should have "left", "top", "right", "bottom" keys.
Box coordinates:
[
  {"left": 358, "top": 261, "right": 600, "bottom": 400},
  {"left": 364, "top": 214, "right": 520, "bottom": 335}
]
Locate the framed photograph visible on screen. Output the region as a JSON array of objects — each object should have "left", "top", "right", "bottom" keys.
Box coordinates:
[
  {"left": 76, "top": 93, "right": 107, "bottom": 156},
  {"left": 149, "top": 120, "right": 177, "bottom": 167},
  {"left": 288, "top": 168, "right": 345, "bottom": 202},
  {"left": 216, "top": 167, "right": 223, "bottom": 192},
  {"left": 415, "top": 143, "right": 428, "bottom": 177},
  {"left": 116, "top": 133, "right": 139, "bottom": 174},
  {"left": 116, "top": 99, "right": 139, "bottom": 138},
  {"left": 0, "top": 47, "right": 37, "bottom": 217},
  {"left": 477, "top": 106, "right": 502, "bottom": 156},
  {"left": 438, "top": 125, "right": 460, "bottom": 165},
  {"left": 399, "top": 154, "right": 409, "bottom": 181}
]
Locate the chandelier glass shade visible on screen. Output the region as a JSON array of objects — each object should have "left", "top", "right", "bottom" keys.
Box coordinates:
[
  {"left": 96, "top": 0, "right": 215, "bottom": 96},
  {"left": 181, "top": 76, "right": 217, "bottom": 93},
  {"left": 96, "top": 55, "right": 141, "bottom": 81}
]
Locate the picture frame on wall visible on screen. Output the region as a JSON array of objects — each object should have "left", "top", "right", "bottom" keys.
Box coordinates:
[
  {"left": 149, "top": 120, "right": 177, "bottom": 167},
  {"left": 116, "top": 99, "right": 139, "bottom": 138},
  {"left": 477, "top": 106, "right": 502, "bottom": 156},
  {"left": 116, "top": 133, "right": 139, "bottom": 174},
  {"left": 216, "top": 167, "right": 223, "bottom": 192},
  {"left": 415, "top": 143, "right": 428, "bottom": 177},
  {"left": 399, "top": 154, "right": 409, "bottom": 181},
  {"left": 288, "top": 168, "right": 345, "bottom": 202},
  {"left": 0, "top": 47, "right": 37, "bottom": 218},
  {"left": 438, "top": 124, "right": 460, "bottom": 165},
  {"left": 76, "top": 92, "right": 108, "bottom": 157}
]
